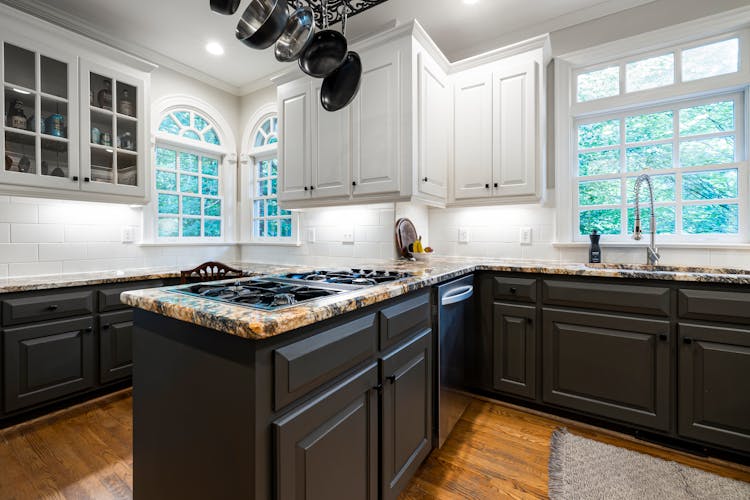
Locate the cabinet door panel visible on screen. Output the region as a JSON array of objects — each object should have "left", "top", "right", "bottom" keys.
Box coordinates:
[
  {"left": 100, "top": 310, "right": 134, "bottom": 383},
  {"left": 678, "top": 323, "right": 750, "bottom": 453},
  {"left": 381, "top": 329, "right": 433, "bottom": 500},
  {"left": 312, "top": 81, "right": 350, "bottom": 199},
  {"left": 492, "top": 61, "right": 537, "bottom": 197},
  {"left": 4, "top": 317, "right": 95, "bottom": 412},
  {"left": 278, "top": 79, "right": 311, "bottom": 202},
  {"left": 418, "top": 53, "right": 448, "bottom": 199},
  {"left": 493, "top": 302, "right": 536, "bottom": 399},
  {"left": 543, "top": 308, "right": 670, "bottom": 431},
  {"left": 453, "top": 72, "right": 492, "bottom": 200},
  {"left": 351, "top": 46, "right": 400, "bottom": 196},
  {"left": 274, "top": 363, "right": 378, "bottom": 500}
]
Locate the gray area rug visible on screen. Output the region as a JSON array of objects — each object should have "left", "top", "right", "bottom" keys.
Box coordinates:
[{"left": 548, "top": 428, "right": 750, "bottom": 499}]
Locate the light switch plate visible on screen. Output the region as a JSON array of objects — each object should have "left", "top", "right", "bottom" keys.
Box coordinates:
[
  {"left": 458, "top": 227, "right": 470, "bottom": 243},
  {"left": 306, "top": 228, "right": 316, "bottom": 243},
  {"left": 520, "top": 227, "right": 532, "bottom": 245}
]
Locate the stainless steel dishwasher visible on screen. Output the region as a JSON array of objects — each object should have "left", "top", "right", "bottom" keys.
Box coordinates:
[{"left": 435, "top": 274, "right": 474, "bottom": 448}]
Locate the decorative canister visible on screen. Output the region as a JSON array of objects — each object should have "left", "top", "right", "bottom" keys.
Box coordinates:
[
  {"left": 118, "top": 131, "right": 134, "bottom": 150},
  {"left": 91, "top": 127, "right": 101, "bottom": 144},
  {"left": 119, "top": 89, "right": 134, "bottom": 116},
  {"left": 46, "top": 114, "right": 65, "bottom": 137},
  {"left": 100, "top": 131, "right": 112, "bottom": 146},
  {"left": 98, "top": 80, "right": 112, "bottom": 110}
]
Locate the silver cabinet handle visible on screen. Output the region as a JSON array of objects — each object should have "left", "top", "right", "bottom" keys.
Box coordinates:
[{"left": 441, "top": 285, "right": 474, "bottom": 306}]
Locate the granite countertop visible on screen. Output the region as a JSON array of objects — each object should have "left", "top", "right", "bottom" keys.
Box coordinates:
[{"left": 119, "top": 257, "right": 750, "bottom": 341}]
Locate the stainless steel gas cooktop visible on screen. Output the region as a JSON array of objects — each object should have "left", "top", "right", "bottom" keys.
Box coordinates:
[{"left": 169, "top": 269, "right": 412, "bottom": 311}]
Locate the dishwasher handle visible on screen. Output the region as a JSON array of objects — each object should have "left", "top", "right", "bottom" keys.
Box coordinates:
[{"left": 441, "top": 285, "right": 474, "bottom": 306}]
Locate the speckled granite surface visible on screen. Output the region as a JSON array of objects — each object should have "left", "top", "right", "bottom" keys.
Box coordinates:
[{"left": 118, "top": 257, "right": 750, "bottom": 341}]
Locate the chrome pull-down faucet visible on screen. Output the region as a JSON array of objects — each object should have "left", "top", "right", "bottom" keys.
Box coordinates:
[{"left": 633, "top": 174, "right": 660, "bottom": 266}]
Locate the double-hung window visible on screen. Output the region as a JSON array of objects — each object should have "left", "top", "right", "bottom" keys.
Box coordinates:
[{"left": 558, "top": 29, "right": 749, "bottom": 243}]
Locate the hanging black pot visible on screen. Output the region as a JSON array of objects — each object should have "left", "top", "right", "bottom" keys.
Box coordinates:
[
  {"left": 236, "top": 0, "right": 289, "bottom": 50},
  {"left": 298, "top": 0, "right": 347, "bottom": 78},
  {"left": 210, "top": 0, "right": 242, "bottom": 15},
  {"left": 321, "top": 51, "right": 361, "bottom": 112},
  {"left": 274, "top": 1, "right": 315, "bottom": 62}
]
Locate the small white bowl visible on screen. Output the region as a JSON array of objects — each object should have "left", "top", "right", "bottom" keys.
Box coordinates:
[{"left": 413, "top": 252, "right": 432, "bottom": 262}]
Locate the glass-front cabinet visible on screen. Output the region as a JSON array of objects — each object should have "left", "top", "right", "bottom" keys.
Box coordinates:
[
  {"left": 1, "top": 38, "right": 79, "bottom": 190},
  {"left": 80, "top": 60, "right": 146, "bottom": 199}
]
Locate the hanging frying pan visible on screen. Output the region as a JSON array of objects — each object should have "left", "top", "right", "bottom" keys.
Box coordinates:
[
  {"left": 236, "top": 0, "right": 289, "bottom": 50},
  {"left": 210, "top": 0, "right": 242, "bottom": 15},
  {"left": 320, "top": 51, "right": 361, "bottom": 112},
  {"left": 274, "top": 1, "right": 315, "bottom": 62},
  {"left": 298, "top": 0, "right": 347, "bottom": 78}
]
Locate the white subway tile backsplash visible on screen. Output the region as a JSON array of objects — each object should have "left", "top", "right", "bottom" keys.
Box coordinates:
[
  {"left": 65, "top": 224, "right": 121, "bottom": 242},
  {"left": 0, "top": 223, "right": 9, "bottom": 243},
  {"left": 0, "top": 243, "right": 38, "bottom": 263},
  {"left": 12, "top": 224, "right": 64, "bottom": 243},
  {"left": 0, "top": 263, "right": 7, "bottom": 277},
  {"left": 9, "top": 261, "right": 63, "bottom": 277},
  {"left": 39, "top": 243, "right": 88, "bottom": 261},
  {"left": 0, "top": 203, "right": 38, "bottom": 223}
]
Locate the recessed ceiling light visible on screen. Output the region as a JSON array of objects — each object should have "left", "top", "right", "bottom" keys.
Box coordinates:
[{"left": 205, "top": 42, "right": 224, "bottom": 56}]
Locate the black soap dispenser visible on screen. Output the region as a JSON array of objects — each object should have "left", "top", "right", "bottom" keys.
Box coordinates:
[{"left": 589, "top": 230, "right": 601, "bottom": 263}]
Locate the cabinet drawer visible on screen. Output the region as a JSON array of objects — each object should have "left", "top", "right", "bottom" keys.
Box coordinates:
[
  {"left": 379, "top": 291, "right": 431, "bottom": 350},
  {"left": 2, "top": 290, "right": 94, "bottom": 326},
  {"left": 543, "top": 280, "right": 670, "bottom": 317},
  {"left": 542, "top": 308, "right": 671, "bottom": 431},
  {"left": 3, "top": 316, "right": 95, "bottom": 412},
  {"left": 493, "top": 277, "right": 536, "bottom": 302},
  {"left": 678, "top": 289, "right": 750, "bottom": 323},
  {"left": 100, "top": 310, "right": 134, "bottom": 383},
  {"left": 274, "top": 313, "right": 377, "bottom": 410},
  {"left": 98, "top": 280, "right": 164, "bottom": 312}
]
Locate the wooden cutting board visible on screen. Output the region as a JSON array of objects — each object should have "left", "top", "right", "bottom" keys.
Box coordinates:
[{"left": 395, "top": 218, "right": 418, "bottom": 258}]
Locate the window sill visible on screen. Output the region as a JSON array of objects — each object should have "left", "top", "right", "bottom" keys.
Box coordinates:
[
  {"left": 554, "top": 241, "right": 750, "bottom": 250},
  {"left": 238, "top": 240, "right": 303, "bottom": 247},
  {"left": 136, "top": 241, "right": 237, "bottom": 247}
]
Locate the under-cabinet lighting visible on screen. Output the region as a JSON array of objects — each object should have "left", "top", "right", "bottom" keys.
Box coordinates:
[
  {"left": 106, "top": 149, "right": 114, "bottom": 153},
  {"left": 463, "top": 0, "right": 480, "bottom": 4},
  {"left": 12, "top": 87, "right": 30, "bottom": 95},
  {"left": 205, "top": 42, "right": 225, "bottom": 56}
]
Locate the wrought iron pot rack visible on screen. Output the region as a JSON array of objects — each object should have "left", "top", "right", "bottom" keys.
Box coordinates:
[{"left": 305, "top": 0, "right": 389, "bottom": 27}]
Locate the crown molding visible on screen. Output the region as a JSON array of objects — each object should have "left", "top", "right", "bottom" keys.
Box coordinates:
[{"left": 0, "top": 0, "right": 244, "bottom": 95}]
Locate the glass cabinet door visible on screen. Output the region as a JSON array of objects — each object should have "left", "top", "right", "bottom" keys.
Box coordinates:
[
  {"left": 2, "top": 41, "right": 78, "bottom": 189},
  {"left": 82, "top": 61, "right": 144, "bottom": 198}
]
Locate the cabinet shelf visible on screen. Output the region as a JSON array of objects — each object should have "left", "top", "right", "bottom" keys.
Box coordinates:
[
  {"left": 40, "top": 91, "right": 68, "bottom": 104},
  {"left": 90, "top": 105, "right": 113, "bottom": 117},
  {"left": 3, "top": 83, "right": 35, "bottom": 96},
  {"left": 41, "top": 133, "right": 68, "bottom": 143},
  {"left": 117, "top": 148, "right": 137, "bottom": 155},
  {"left": 116, "top": 112, "right": 137, "bottom": 122},
  {"left": 90, "top": 143, "right": 115, "bottom": 152},
  {"left": 4, "top": 126, "right": 35, "bottom": 137}
]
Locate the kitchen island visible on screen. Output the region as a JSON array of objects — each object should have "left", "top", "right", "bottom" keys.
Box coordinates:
[{"left": 121, "top": 258, "right": 750, "bottom": 499}]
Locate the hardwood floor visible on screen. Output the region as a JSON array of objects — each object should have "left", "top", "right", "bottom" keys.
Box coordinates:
[{"left": 1, "top": 390, "right": 748, "bottom": 500}]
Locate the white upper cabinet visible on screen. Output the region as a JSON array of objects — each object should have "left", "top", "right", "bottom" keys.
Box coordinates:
[
  {"left": 453, "top": 71, "right": 493, "bottom": 200},
  {"left": 312, "top": 80, "right": 350, "bottom": 200},
  {"left": 1, "top": 36, "right": 79, "bottom": 192},
  {"left": 417, "top": 52, "right": 449, "bottom": 199},
  {"left": 80, "top": 59, "right": 147, "bottom": 199},
  {"left": 450, "top": 40, "right": 547, "bottom": 205},
  {"left": 278, "top": 78, "right": 310, "bottom": 202},
  {"left": 492, "top": 61, "right": 538, "bottom": 198},
  {"left": 0, "top": 7, "right": 154, "bottom": 203},
  {"left": 351, "top": 43, "right": 401, "bottom": 198}
]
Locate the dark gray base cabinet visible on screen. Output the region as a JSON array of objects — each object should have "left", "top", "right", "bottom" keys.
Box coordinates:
[
  {"left": 381, "top": 329, "right": 433, "bottom": 500},
  {"left": 99, "top": 310, "right": 134, "bottom": 383},
  {"left": 678, "top": 323, "right": 750, "bottom": 453},
  {"left": 274, "top": 364, "right": 379, "bottom": 500},
  {"left": 542, "top": 308, "right": 671, "bottom": 432},
  {"left": 493, "top": 302, "right": 536, "bottom": 400},
  {"left": 3, "top": 317, "right": 95, "bottom": 412}
]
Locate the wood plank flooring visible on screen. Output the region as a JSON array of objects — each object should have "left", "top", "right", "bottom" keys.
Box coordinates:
[{"left": 1, "top": 390, "right": 748, "bottom": 499}]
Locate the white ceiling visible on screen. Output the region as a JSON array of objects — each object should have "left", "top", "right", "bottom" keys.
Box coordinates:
[{"left": 2, "top": 0, "right": 656, "bottom": 94}]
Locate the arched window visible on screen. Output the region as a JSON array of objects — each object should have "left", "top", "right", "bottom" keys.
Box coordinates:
[
  {"left": 158, "top": 109, "right": 221, "bottom": 146},
  {"left": 154, "top": 107, "right": 225, "bottom": 240},
  {"left": 247, "top": 113, "right": 295, "bottom": 241}
]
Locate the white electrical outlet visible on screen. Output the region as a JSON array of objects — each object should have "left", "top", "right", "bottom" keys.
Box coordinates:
[
  {"left": 458, "top": 227, "right": 470, "bottom": 243},
  {"left": 121, "top": 226, "right": 135, "bottom": 243},
  {"left": 520, "top": 227, "right": 532, "bottom": 245},
  {"left": 342, "top": 226, "right": 355, "bottom": 244},
  {"left": 306, "top": 228, "right": 316, "bottom": 243}
]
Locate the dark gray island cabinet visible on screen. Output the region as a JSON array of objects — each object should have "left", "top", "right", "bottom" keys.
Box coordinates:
[
  {"left": 476, "top": 273, "right": 750, "bottom": 458},
  {"left": 132, "top": 288, "right": 433, "bottom": 500}
]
